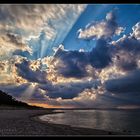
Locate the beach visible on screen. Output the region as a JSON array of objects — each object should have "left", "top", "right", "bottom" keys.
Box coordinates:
[{"left": 0, "top": 109, "right": 128, "bottom": 136}]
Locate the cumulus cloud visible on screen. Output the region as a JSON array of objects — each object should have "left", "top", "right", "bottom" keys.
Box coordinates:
[
  {"left": 38, "top": 80, "right": 101, "bottom": 99},
  {"left": 0, "top": 83, "right": 30, "bottom": 98},
  {"left": 0, "top": 33, "right": 31, "bottom": 60},
  {"left": 1, "top": 7, "right": 140, "bottom": 108},
  {"left": 0, "top": 56, "right": 29, "bottom": 85},
  {"left": 105, "top": 70, "right": 140, "bottom": 94},
  {"left": 34, "top": 91, "right": 140, "bottom": 108},
  {"left": 0, "top": 83, "right": 48, "bottom": 103},
  {"left": 15, "top": 59, "right": 48, "bottom": 84},
  {"left": 0, "top": 4, "right": 86, "bottom": 62},
  {"left": 12, "top": 55, "right": 104, "bottom": 100},
  {"left": 78, "top": 11, "right": 124, "bottom": 40},
  {"left": 53, "top": 45, "right": 89, "bottom": 78},
  {"left": 0, "top": 4, "right": 86, "bottom": 37},
  {"left": 113, "top": 50, "right": 137, "bottom": 71},
  {"left": 0, "top": 76, "right": 102, "bottom": 107},
  {"left": 111, "top": 23, "right": 140, "bottom": 72},
  {"left": 89, "top": 38, "right": 112, "bottom": 68},
  {"left": 48, "top": 39, "right": 112, "bottom": 80},
  {"left": 103, "top": 22, "right": 140, "bottom": 96},
  {"left": 131, "top": 22, "right": 140, "bottom": 40}
]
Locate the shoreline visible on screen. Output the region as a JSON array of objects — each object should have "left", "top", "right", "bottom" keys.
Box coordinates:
[
  {"left": 0, "top": 109, "right": 131, "bottom": 136},
  {"left": 31, "top": 110, "right": 130, "bottom": 136}
]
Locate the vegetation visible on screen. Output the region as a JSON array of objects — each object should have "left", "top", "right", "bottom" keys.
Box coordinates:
[{"left": 0, "top": 90, "right": 42, "bottom": 109}]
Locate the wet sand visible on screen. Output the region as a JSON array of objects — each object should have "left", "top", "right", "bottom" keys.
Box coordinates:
[{"left": 0, "top": 109, "right": 130, "bottom": 136}]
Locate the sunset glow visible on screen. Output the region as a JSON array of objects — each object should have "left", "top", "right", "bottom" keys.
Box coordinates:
[{"left": 0, "top": 4, "right": 140, "bottom": 109}]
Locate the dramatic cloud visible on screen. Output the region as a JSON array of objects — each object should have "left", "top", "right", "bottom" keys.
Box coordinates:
[
  {"left": 49, "top": 38, "right": 112, "bottom": 80},
  {"left": 111, "top": 24, "right": 140, "bottom": 72},
  {"left": 0, "top": 33, "right": 30, "bottom": 60},
  {"left": 29, "top": 91, "right": 140, "bottom": 108},
  {"left": 89, "top": 38, "right": 112, "bottom": 68},
  {"left": 15, "top": 59, "right": 48, "bottom": 84},
  {"left": 113, "top": 50, "right": 138, "bottom": 71},
  {"left": 105, "top": 70, "right": 140, "bottom": 93},
  {"left": 131, "top": 22, "right": 140, "bottom": 40},
  {"left": 78, "top": 11, "right": 124, "bottom": 40},
  {"left": 0, "top": 84, "right": 31, "bottom": 98},
  {"left": 1, "top": 5, "right": 140, "bottom": 108},
  {"left": 38, "top": 80, "right": 101, "bottom": 99},
  {"left": 0, "top": 4, "right": 86, "bottom": 62},
  {"left": 0, "top": 4, "right": 86, "bottom": 38},
  {"left": 53, "top": 45, "right": 89, "bottom": 78},
  {"left": 0, "top": 56, "right": 29, "bottom": 85},
  {"left": 104, "top": 22, "right": 140, "bottom": 96}
]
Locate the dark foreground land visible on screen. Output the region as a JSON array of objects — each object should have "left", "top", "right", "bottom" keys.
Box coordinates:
[{"left": 0, "top": 109, "right": 130, "bottom": 136}]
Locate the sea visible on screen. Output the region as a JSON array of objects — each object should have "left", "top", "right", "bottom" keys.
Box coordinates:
[{"left": 39, "top": 109, "right": 140, "bottom": 135}]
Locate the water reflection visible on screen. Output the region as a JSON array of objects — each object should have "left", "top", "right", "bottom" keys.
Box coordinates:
[{"left": 39, "top": 109, "right": 140, "bottom": 134}]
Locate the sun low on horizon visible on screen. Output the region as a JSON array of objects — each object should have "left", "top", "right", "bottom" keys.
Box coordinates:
[{"left": 1, "top": 4, "right": 140, "bottom": 109}]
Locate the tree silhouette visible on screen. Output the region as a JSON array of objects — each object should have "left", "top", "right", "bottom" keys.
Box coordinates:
[{"left": 0, "top": 90, "right": 42, "bottom": 109}]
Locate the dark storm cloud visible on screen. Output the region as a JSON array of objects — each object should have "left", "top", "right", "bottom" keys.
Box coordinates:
[
  {"left": 53, "top": 39, "right": 112, "bottom": 78},
  {"left": 105, "top": 70, "right": 140, "bottom": 93},
  {"left": 2, "top": 8, "right": 140, "bottom": 108},
  {"left": 51, "top": 11, "right": 125, "bottom": 79},
  {"left": 47, "top": 91, "right": 140, "bottom": 108},
  {"left": 113, "top": 50, "right": 138, "bottom": 71},
  {"left": 39, "top": 80, "right": 99, "bottom": 99},
  {"left": 0, "top": 83, "right": 48, "bottom": 102},
  {"left": 97, "top": 22, "right": 140, "bottom": 99},
  {"left": 112, "top": 35, "right": 140, "bottom": 71},
  {"left": 95, "top": 93, "right": 140, "bottom": 108},
  {"left": 54, "top": 46, "right": 89, "bottom": 78},
  {"left": 0, "top": 84, "right": 30, "bottom": 98},
  {"left": 89, "top": 38, "right": 112, "bottom": 68},
  {"left": 115, "top": 35, "right": 140, "bottom": 54},
  {"left": 112, "top": 22, "right": 140, "bottom": 72},
  {"left": 0, "top": 80, "right": 100, "bottom": 101},
  {"left": 77, "top": 12, "right": 140, "bottom": 73},
  {"left": 14, "top": 57, "right": 101, "bottom": 100},
  {"left": 15, "top": 59, "right": 48, "bottom": 84},
  {"left": 115, "top": 54, "right": 137, "bottom": 71}
]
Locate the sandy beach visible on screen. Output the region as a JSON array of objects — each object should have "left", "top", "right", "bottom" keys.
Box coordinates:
[{"left": 0, "top": 109, "right": 129, "bottom": 136}]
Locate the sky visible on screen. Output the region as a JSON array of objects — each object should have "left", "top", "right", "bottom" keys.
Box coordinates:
[{"left": 1, "top": 4, "right": 140, "bottom": 108}]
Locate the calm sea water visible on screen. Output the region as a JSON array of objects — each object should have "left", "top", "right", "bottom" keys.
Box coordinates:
[{"left": 39, "top": 109, "right": 140, "bottom": 134}]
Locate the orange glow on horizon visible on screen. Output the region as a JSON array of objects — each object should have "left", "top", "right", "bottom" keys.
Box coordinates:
[
  {"left": 28, "top": 102, "right": 75, "bottom": 109},
  {"left": 28, "top": 102, "right": 61, "bottom": 108}
]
